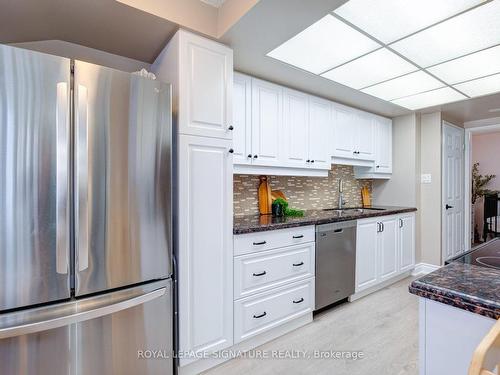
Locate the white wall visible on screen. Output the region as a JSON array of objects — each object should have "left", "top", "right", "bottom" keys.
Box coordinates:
[
  {"left": 372, "top": 114, "right": 420, "bottom": 207},
  {"left": 419, "top": 112, "right": 443, "bottom": 266},
  {"left": 11, "top": 40, "right": 150, "bottom": 72}
]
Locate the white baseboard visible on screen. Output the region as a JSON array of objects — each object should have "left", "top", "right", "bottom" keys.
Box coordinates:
[
  {"left": 411, "top": 263, "right": 441, "bottom": 276},
  {"left": 349, "top": 271, "right": 412, "bottom": 302}
]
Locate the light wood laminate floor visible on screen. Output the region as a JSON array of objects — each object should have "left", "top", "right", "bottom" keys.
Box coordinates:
[{"left": 204, "top": 277, "right": 418, "bottom": 375}]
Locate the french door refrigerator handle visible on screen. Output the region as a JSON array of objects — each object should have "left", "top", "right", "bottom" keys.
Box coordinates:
[
  {"left": 0, "top": 287, "right": 166, "bottom": 340},
  {"left": 76, "top": 84, "right": 89, "bottom": 271},
  {"left": 56, "top": 82, "right": 70, "bottom": 275}
]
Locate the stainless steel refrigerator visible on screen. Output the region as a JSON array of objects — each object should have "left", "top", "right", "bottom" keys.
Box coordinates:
[{"left": 0, "top": 44, "right": 173, "bottom": 375}]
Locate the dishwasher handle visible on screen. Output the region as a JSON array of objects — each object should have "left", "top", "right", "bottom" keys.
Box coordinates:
[{"left": 316, "top": 220, "right": 357, "bottom": 234}]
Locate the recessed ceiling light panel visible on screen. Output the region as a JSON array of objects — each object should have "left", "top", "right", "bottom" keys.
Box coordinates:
[
  {"left": 391, "top": 0, "right": 500, "bottom": 67},
  {"left": 391, "top": 87, "right": 467, "bottom": 110},
  {"left": 454, "top": 73, "right": 500, "bottom": 97},
  {"left": 427, "top": 45, "right": 500, "bottom": 84},
  {"left": 267, "top": 14, "right": 380, "bottom": 74},
  {"left": 334, "top": 0, "right": 483, "bottom": 44},
  {"left": 362, "top": 71, "right": 444, "bottom": 101},
  {"left": 320, "top": 48, "right": 417, "bottom": 89}
]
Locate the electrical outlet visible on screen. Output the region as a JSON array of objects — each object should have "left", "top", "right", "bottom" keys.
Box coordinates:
[{"left": 421, "top": 174, "right": 432, "bottom": 184}]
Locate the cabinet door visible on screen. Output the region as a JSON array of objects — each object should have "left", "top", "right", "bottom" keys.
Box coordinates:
[
  {"left": 178, "top": 135, "right": 233, "bottom": 364},
  {"left": 356, "top": 220, "right": 379, "bottom": 292},
  {"left": 399, "top": 214, "right": 416, "bottom": 273},
  {"left": 283, "top": 88, "right": 309, "bottom": 167},
  {"left": 179, "top": 31, "right": 233, "bottom": 139},
  {"left": 233, "top": 73, "right": 252, "bottom": 165},
  {"left": 251, "top": 78, "right": 283, "bottom": 166},
  {"left": 332, "top": 103, "right": 355, "bottom": 158},
  {"left": 378, "top": 217, "right": 399, "bottom": 281},
  {"left": 375, "top": 117, "right": 392, "bottom": 173},
  {"left": 308, "top": 96, "right": 332, "bottom": 170},
  {"left": 354, "top": 111, "right": 375, "bottom": 161}
]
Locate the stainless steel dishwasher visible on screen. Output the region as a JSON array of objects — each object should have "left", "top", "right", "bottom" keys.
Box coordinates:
[{"left": 315, "top": 220, "right": 357, "bottom": 310}]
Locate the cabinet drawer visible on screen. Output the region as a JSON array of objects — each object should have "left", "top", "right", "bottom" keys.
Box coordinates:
[
  {"left": 234, "top": 278, "right": 314, "bottom": 343},
  {"left": 234, "top": 243, "right": 315, "bottom": 299},
  {"left": 234, "top": 226, "right": 315, "bottom": 256}
]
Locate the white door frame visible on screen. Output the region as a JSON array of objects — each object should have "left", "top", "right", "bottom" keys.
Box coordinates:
[
  {"left": 464, "top": 122, "right": 500, "bottom": 250},
  {"left": 442, "top": 121, "right": 465, "bottom": 263}
]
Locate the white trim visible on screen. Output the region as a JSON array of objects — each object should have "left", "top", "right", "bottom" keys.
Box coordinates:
[
  {"left": 233, "top": 164, "right": 329, "bottom": 177},
  {"left": 411, "top": 263, "right": 441, "bottom": 276},
  {"left": 464, "top": 116, "right": 500, "bottom": 129},
  {"left": 464, "top": 122, "right": 500, "bottom": 251}
]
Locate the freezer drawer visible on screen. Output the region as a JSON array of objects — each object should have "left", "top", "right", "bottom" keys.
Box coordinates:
[
  {"left": 0, "top": 44, "right": 71, "bottom": 311},
  {"left": 74, "top": 61, "right": 173, "bottom": 296},
  {"left": 0, "top": 280, "right": 173, "bottom": 375}
]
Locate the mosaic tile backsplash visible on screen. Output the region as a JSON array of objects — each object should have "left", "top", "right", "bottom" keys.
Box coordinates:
[{"left": 234, "top": 165, "right": 372, "bottom": 216}]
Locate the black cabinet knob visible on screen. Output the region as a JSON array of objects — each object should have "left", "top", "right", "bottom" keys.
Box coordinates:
[
  {"left": 376, "top": 165, "right": 380, "bottom": 168},
  {"left": 311, "top": 160, "right": 315, "bottom": 163},
  {"left": 253, "top": 155, "right": 258, "bottom": 159},
  {"left": 228, "top": 148, "right": 234, "bottom": 154},
  {"left": 228, "top": 125, "right": 234, "bottom": 131},
  {"left": 247, "top": 154, "right": 252, "bottom": 158},
  {"left": 306, "top": 160, "right": 310, "bottom": 163}
]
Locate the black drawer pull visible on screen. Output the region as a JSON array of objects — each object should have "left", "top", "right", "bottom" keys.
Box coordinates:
[
  {"left": 293, "top": 298, "right": 304, "bottom": 304},
  {"left": 252, "top": 241, "right": 266, "bottom": 245},
  {"left": 292, "top": 235, "right": 304, "bottom": 239},
  {"left": 252, "top": 271, "right": 266, "bottom": 277},
  {"left": 293, "top": 262, "right": 304, "bottom": 267},
  {"left": 253, "top": 312, "right": 267, "bottom": 319}
]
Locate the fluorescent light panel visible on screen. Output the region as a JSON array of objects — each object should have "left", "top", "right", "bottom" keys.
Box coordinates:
[
  {"left": 362, "top": 71, "right": 444, "bottom": 101},
  {"left": 267, "top": 14, "right": 380, "bottom": 74},
  {"left": 427, "top": 45, "right": 500, "bottom": 84},
  {"left": 391, "top": 87, "right": 467, "bottom": 110},
  {"left": 454, "top": 73, "right": 500, "bottom": 98},
  {"left": 391, "top": 0, "right": 500, "bottom": 67},
  {"left": 321, "top": 48, "right": 417, "bottom": 89},
  {"left": 334, "top": 0, "right": 483, "bottom": 44}
]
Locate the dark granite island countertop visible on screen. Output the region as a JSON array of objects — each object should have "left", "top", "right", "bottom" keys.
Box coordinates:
[
  {"left": 409, "top": 262, "right": 500, "bottom": 319},
  {"left": 233, "top": 206, "right": 417, "bottom": 235}
]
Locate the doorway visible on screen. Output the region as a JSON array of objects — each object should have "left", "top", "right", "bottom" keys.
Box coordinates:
[
  {"left": 442, "top": 122, "right": 465, "bottom": 263},
  {"left": 465, "top": 124, "right": 500, "bottom": 249}
]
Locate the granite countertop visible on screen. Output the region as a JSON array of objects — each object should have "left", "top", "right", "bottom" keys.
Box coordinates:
[
  {"left": 409, "top": 262, "right": 500, "bottom": 319},
  {"left": 233, "top": 206, "right": 417, "bottom": 235}
]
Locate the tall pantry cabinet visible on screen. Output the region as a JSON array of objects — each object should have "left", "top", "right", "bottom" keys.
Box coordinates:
[{"left": 152, "top": 29, "right": 234, "bottom": 368}]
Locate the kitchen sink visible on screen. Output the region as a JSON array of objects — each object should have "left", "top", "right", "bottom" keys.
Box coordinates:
[{"left": 322, "top": 207, "right": 386, "bottom": 214}]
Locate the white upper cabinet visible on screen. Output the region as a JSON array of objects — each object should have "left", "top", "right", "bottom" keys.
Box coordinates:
[
  {"left": 232, "top": 72, "right": 391, "bottom": 177},
  {"left": 355, "top": 111, "right": 375, "bottom": 161},
  {"left": 153, "top": 29, "right": 233, "bottom": 139},
  {"left": 354, "top": 115, "right": 393, "bottom": 179},
  {"left": 283, "top": 88, "right": 309, "bottom": 167},
  {"left": 332, "top": 104, "right": 376, "bottom": 166},
  {"left": 308, "top": 96, "right": 333, "bottom": 170},
  {"left": 375, "top": 116, "right": 393, "bottom": 174},
  {"left": 332, "top": 103, "right": 356, "bottom": 159},
  {"left": 233, "top": 72, "right": 252, "bottom": 165},
  {"left": 251, "top": 78, "right": 283, "bottom": 167}
]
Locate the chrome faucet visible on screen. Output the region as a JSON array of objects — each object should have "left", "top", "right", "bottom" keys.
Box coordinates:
[{"left": 338, "top": 179, "right": 345, "bottom": 209}]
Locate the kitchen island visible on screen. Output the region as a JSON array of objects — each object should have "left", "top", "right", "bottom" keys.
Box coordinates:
[{"left": 409, "top": 241, "right": 500, "bottom": 375}]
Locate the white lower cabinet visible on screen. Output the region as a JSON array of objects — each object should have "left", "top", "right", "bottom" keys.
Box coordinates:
[
  {"left": 233, "top": 228, "right": 315, "bottom": 344},
  {"left": 234, "top": 242, "right": 315, "bottom": 299},
  {"left": 234, "top": 278, "right": 314, "bottom": 343},
  {"left": 356, "top": 213, "right": 415, "bottom": 293},
  {"left": 178, "top": 135, "right": 234, "bottom": 365}
]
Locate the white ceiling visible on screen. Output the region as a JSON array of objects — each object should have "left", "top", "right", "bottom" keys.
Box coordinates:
[
  {"left": 221, "top": 0, "right": 500, "bottom": 122},
  {"left": 267, "top": 0, "right": 500, "bottom": 111}
]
